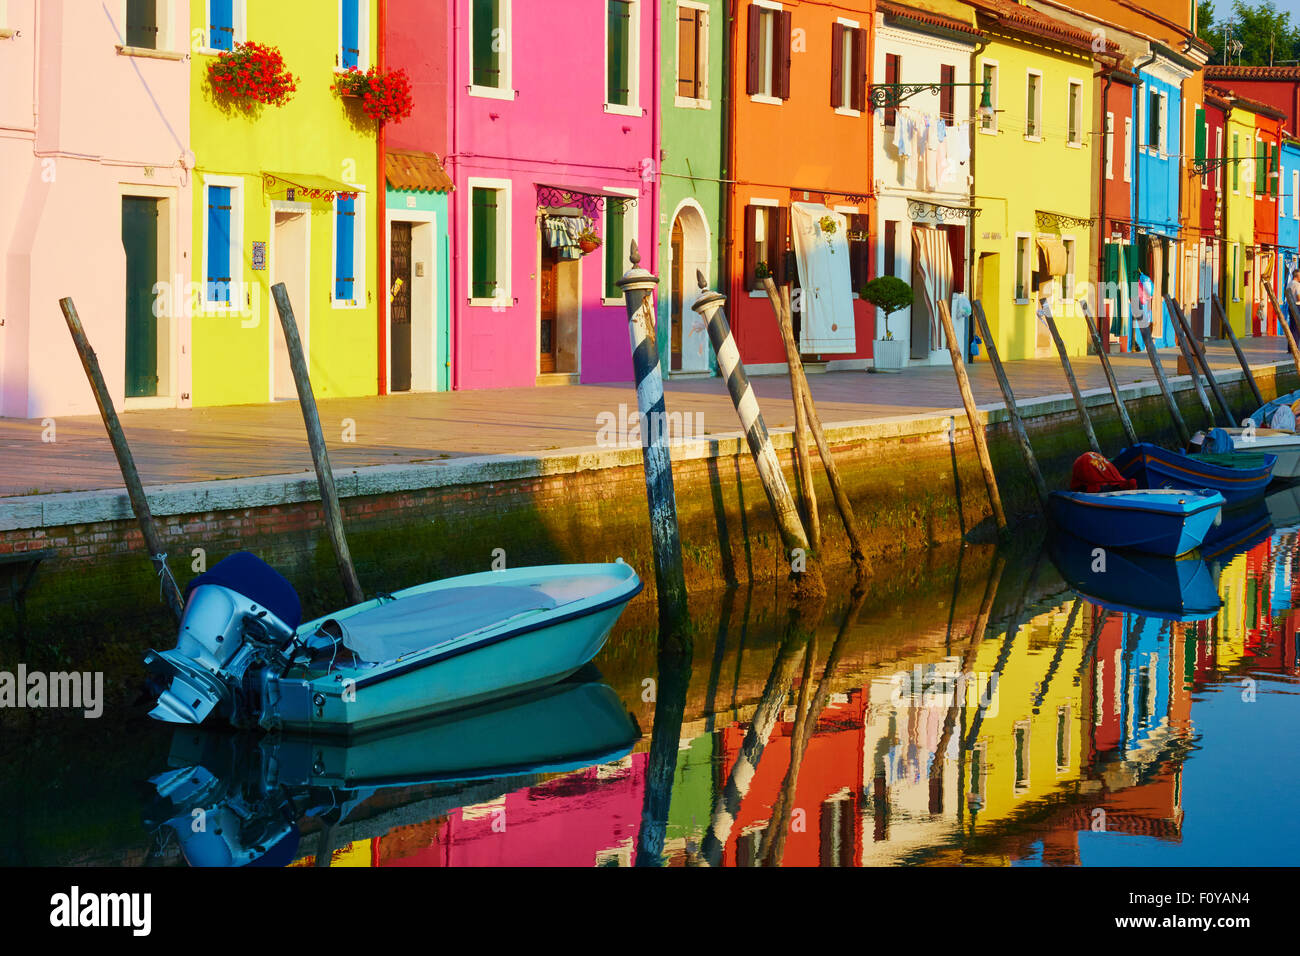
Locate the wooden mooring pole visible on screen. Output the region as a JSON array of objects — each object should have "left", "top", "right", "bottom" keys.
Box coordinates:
[
  {"left": 937, "top": 300, "right": 1007, "bottom": 533},
  {"left": 1078, "top": 300, "right": 1138, "bottom": 446},
  {"left": 1163, "top": 295, "right": 1216, "bottom": 429},
  {"left": 271, "top": 283, "right": 364, "bottom": 607},
  {"left": 692, "top": 273, "right": 823, "bottom": 598},
  {"left": 59, "top": 297, "right": 186, "bottom": 621},
  {"left": 1038, "top": 301, "right": 1100, "bottom": 454},
  {"left": 970, "top": 300, "right": 1049, "bottom": 509},
  {"left": 617, "top": 243, "right": 690, "bottom": 646},
  {"left": 1168, "top": 296, "right": 1233, "bottom": 426},
  {"left": 1212, "top": 294, "right": 1265, "bottom": 411},
  {"left": 1134, "top": 317, "right": 1191, "bottom": 446}
]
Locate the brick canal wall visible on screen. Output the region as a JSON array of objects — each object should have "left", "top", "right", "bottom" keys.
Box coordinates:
[{"left": 0, "top": 360, "right": 1293, "bottom": 654}]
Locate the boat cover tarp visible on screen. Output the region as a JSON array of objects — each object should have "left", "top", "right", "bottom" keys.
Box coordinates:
[
  {"left": 185, "top": 551, "right": 302, "bottom": 630},
  {"left": 328, "top": 585, "right": 559, "bottom": 664}
]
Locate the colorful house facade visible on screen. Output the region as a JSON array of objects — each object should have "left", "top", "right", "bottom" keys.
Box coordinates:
[
  {"left": 1281, "top": 140, "right": 1300, "bottom": 290},
  {"left": 1, "top": 0, "right": 193, "bottom": 419},
  {"left": 189, "top": 0, "right": 381, "bottom": 406},
  {"left": 1220, "top": 93, "right": 1258, "bottom": 336}
]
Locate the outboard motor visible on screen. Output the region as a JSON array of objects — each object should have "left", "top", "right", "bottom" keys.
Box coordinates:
[{"left": 144, "top": 553, "right": 304, "bottom": 728}]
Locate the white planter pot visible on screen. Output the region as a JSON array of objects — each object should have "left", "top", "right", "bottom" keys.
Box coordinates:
[{"left": 873, "top": 338, "right": 908, "bottom": 372}]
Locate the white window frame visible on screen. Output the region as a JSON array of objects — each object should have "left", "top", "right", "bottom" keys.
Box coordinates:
[
  {"left": 1158, "top": 90, "right": 1169, "bottom": 158},
  {"left": 1216, "top": 127, "right": 1224, "bottom": 192},
  {"left": 336, "top": 0, "right": 371, "bottom": 73},
  {"left": 604, "top": 0, "right": 642, "bottom": 116},
  {"left": 1123, "top": 117, "right": 1132, "bottom": 182},
  {"left": 747, "top": 196, "right": 780, "bottom": 298},
  {"left": 331, "top": 189, "right": 367, "bottom": 309},
  {"left": 979, "top": 59, "right": 999, "bottom": 135},
  {"left": 601, "top": 187, "right": 640, "bottom": 305},
  {"left": 1014, "top": 231, "right": 1031, "bottom": 304},
  {"left": 674, "top": 1, "right": 711, "bottom": 109},
  {"left": 1232, "top": 131, "right": 1241, "bottom": 194},
  {"left": 1066, "top": 79, "right": 1083, "bottom": 147},
  {"left": 197, "top": 0, "right": 246, "bottom": 54},
  {"left": 1292, "top": 168, "right": 1298, "bottom": 219},
  {"left": 200, "top": 175, "right": 244, "bottom": 315},
  {"left": 1231, "top": 241, "right": 1240, "bottom": 302},
  {"left": 1104, "top": 112, "right": 1115, "bottom": 179},
  {"left": 833, "top": 17, "right": 861, "bottom": 118},
  {"left": 467, "top": 177, "right": 512, "bottom": 308},
  {"left": 750, "top": 0, "right": 782, "bottom": 106},
  {"left": 469, "top": 0, "right": 515, "bottom": 101},
  {"left": 1024, "top": 69, "right": 1043, "bottom": 142}
]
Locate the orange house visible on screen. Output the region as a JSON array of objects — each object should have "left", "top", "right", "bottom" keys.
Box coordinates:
[{"left": 727, "top": 0, "right": 877, "bottom": 371}]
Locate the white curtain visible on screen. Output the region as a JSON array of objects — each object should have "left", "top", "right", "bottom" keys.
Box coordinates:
[{"left": 912, "top": 226, "right": 953, "bottom": 351}]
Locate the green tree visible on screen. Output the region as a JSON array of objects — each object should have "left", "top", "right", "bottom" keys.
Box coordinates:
[
  {"left": 860, "top": 276, "right": 913, "bottom": 341},
  {"left": 1200, "top": 1, "right": 1300, "bottom": 66}
]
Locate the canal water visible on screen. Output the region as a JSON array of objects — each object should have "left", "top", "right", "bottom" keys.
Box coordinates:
[{"left": 2, "top": 494, "right": 1298, "bottom": 867}]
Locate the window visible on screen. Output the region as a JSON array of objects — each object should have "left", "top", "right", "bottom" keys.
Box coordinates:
[
  {"left": 203, "top": 179, "right": 241, "bottom": 310},
  {"left": 980, "top": 62, "right": 998, "bottom": 132},
  {"left": 339, "top": 0, "right": 363, "bottom": 70},
  {"left": 1056, "top": 706, "right": 1071, "bottom": 773},
  {"left": 208, "top": 0, "right": 236, "bottom": 52},
  {"left": 1194, "top": 105, "right": 1206, "bottom": 165},
  {"left": 606, "top": 1, "right": 637, "bottom": 110},
  {"left": 1063, "top": 237, "right": 1076, "bottom": 302},
  {"left": 604, "top": 197, "right": 635, "bottom": 300},
  {"left": 1232, "top": 132, "right": 1240, "bottom": 192},
  {"left": 1104, "top": 112, "right": 1115, "bottom": 180},
  {"left": 747, "top": 3, "right": 791, "bottom": 102},
  {"left": 469, "top": 183, "right": 509, "bottom": 302},
  {"left": 1013, "top": 720, "right": 1031, "bottom": 794},
  {"left": 884, "top": 53, "right": 902, "bottom": 126},
  {"left": 1025, "top": 71, "right": 1041, "bottom": 140},
  {"left": 1015, "top": 234, "right": 1031, "bottom": 301},
  {"left": 1232, "top": 243, "right": 1240, "bottom": 301},
  {"left": 333, "top": 193, "right": 365, "bottom": 306},
  {"left": 1272, "top": 141, "right": 1281, "bottom": 198},
  {"left": 744, "top": 203, "right": 786, "bottom": 291},
  {"left": 1147, "top": 87, "right": 1161, "bottom": 148},
  {"left": 1216, "top": 128, "right": 1224, "bottom": 191},
  {"left": 1123, "top": 117, "right": 1132, "bottom": 182},
  {"left": 125, "top": 0, "right": 159, "bottom": 49},
  {"left": 831, "top": 21, "right": 866, "bottom": 113},
  {"left": 471, "top": 0, "right": 511, "bottom": 94},
  {"left": 1256, "top": 140, "right": 1267, "bottom": 196},
  {"left": 883, "top": 219, "right": 897, "bottom": 278},
  {"left": 1067, "top": 81, "right": 1082, "bottom": 145},
  {"left": 845, "top": 211, "right": 870, "bottom": 291},
  {"left": 939, "top": 64, "right": 956, "bottom": 124},
  {"left": 676, "top": 3, "right": 708, "bottom": 103},
  {"left": 1292, "top": 169, "right": 1298, "bottom": 219}
]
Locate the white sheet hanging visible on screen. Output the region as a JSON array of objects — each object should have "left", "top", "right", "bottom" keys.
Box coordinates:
[{"left": 790, "top": 202, "right": 857, "bottom": 354}]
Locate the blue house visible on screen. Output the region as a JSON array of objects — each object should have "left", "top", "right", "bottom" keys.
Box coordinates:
[{"left": 1280, "top": 140, "right": 1300, "bottom": 291}]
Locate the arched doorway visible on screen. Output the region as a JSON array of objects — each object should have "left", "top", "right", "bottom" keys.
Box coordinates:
[{"left": 668, "top": 203, "right": 712, "bottom": 374}]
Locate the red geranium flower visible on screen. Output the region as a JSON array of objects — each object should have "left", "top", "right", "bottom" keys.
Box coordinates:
[
  {"left": 332, "top": 66, "right": 414, "bottom": 124},
  {"left": 209, "top": 42, "right": 298, "bottom": 108}
]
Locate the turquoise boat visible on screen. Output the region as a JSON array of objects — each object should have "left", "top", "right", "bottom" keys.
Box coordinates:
[
  {"left": 145, "top": 552, "right": 642, "bottom": 734},
  {"left": 1048, "top": 488, "right": 1225, "bottom": 557}
]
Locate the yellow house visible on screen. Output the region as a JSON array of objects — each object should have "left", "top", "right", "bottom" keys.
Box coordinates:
[
  {"left": 969, "top": 1, "right": 1101, "bottom": 362},
  {"left": 1221, "top": 104, "right": 1256, "bottom": 336},
  {"left": 190, "top": 0, "right": 379, "bottom": 406}
]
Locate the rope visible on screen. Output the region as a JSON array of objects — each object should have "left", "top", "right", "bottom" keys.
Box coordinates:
[{"left": 153, "top": 553, "right": 181, "bottom": 608}]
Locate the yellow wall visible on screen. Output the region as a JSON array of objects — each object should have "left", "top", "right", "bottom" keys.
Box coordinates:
[
  {"left": 974, "top": 34, "right": 1096, "bottom": 362},
  {"left": 1223, "top": 111, "right": 1257, "bottom": 336},
  {"left": 190, "top": 2, "right": 379, "bottom": 406}
]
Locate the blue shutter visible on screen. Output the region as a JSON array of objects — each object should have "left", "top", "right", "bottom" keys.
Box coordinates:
[
  {"left": 335, "top": 195, "right": 356, "bottom": 302},
  {"left": 210, "top": 0, "right": 234, "bottom": 51},
  {"left": 207, "top": 186, "right": 232, "bottom": 304},
  {"left": 341, "top": 0, "right": 361, "bottom": 69}
]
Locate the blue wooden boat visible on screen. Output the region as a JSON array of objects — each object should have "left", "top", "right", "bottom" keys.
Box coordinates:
[
  {"left": 1047, "top": 530, "right": 1220, "bottom": 621},
  {"left": 145, "top": 551, "right": 642, "bottom": 734},
  {"left": 1048, "top": 488, "right": 1225, "bottom": 557},
  {"left": 147, "top": 678, "right": 640, "bottom": 866},
  {"left": 1112, "top": 442, "right": 1275, "bottom": 505}
]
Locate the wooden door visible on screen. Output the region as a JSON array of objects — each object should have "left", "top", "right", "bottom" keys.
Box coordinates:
[
  {"left": 539, "top": 242, "right": 558, "bottom": 373},
  {"left": 390, "top": 221, "right": 413, "bottom": 392},
  {"left": 122, "top": 196, "right": 160, "bottom": 398},
  {"left": 670, "top": 219, "right": 684, "bottom": 371}
]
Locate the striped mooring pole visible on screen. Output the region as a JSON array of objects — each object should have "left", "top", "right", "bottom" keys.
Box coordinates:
[
  {"left": 617, "top": 242, "right": 689, "bottom": 643},
  {"left": 691, "top": 271, "right": 822, "bottom": 596}
]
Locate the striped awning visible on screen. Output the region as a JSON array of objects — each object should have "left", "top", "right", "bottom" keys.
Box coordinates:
[{"left": 386, "top": 150, "right": 455, "bottom": 193}]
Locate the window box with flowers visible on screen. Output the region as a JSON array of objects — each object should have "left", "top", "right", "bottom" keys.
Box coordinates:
[
  {"left": 332, "top": 67, "right": 415, "bottom": 124},
  {"left": 207, "top": 42, "right": 298, "bottom": 110}
]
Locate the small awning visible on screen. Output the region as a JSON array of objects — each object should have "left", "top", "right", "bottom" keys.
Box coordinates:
[
  {"left": 386, "top": 150, "right": 455, "bottom": 193},
  {"left": 1036, "top": 237, "right": 1068, "bottom": 276},
  {"left": 262, "top": 172, "right": 359, "bottom": 199}
]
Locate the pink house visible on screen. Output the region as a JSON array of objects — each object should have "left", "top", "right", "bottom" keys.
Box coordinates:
[{"left": 434, "top": 0, "right": 660, "bottom": 389}]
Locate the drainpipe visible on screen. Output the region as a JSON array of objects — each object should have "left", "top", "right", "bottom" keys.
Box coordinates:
[
  {"left": 968, "top": 34, "right": 988, "bottom": 352},
  {"left": 1097, "top": 62, "right": 1113, "bottom": 350},
  {"left": 720, "top": 0, "right": 737, "bottom": 310},
  {"left": 650, "top": 0, "right": 660, "bottom": 279},
  {"left": 449, "top": 1, "right": 460, "bottom": 391},
  {"left": 1133, "top": 49, "right": 1158, "bottom": 343},
  {"left": 377, "top": 0, "right": 388, "bottom": 395}
]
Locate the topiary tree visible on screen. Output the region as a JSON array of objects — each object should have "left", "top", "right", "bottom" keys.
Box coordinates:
[{"left": 860, "top": 276, "right": 913, "bottom": 341}]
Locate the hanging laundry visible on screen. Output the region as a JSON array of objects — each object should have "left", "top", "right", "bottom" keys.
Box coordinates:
[{"left": 949, "top": 122, "right": 971, "bottom": 164}]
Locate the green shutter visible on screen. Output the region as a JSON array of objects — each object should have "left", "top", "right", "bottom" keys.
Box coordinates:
[
  {"left": 472, "top": 188, "right": 497, "bottom": 298},
  {"left": 605, "top": 201, "right": 626, "bottom": 298},
  {"left": 1233, "top": 133, "right": 1239, "bottom": 191},
  {"left": 1195, "top": 109, "right": 1207, "bottom": 163},
  {"left": 1273, "top": 142, "right": 1281, "bottom": 197},
  {"left": 607, "top": 1, "right": 632, "bottom": 106},
  {"left": 1258, "top": 141, "right": 1267, "bottom": 195},
  {"left": 472, "top": 0, "right": 501, "bottom": 88}
]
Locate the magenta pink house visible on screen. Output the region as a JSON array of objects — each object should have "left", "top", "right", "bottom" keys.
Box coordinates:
[{"left": 396, "top": 0, "right": 659, "bottom": 389}]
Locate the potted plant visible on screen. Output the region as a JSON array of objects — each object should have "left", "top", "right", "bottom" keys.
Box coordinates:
[
  {"left": 578, "top": 228, "right": 602, "bottom": 255},
  {"left": 207, "top": 42, "right": 298, "bottom": 110},
  {"left": 331, "top": 66, "right": 415, "bottom": 124},
  {"left": 861, "top": 276, "right": 913, "bottom": 372}
]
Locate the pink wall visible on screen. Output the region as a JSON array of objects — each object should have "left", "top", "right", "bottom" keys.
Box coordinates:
[
  {"left": 385, "top": 0, "right": 450, "bottom": 156},
  {"left": 445, "top": 0, "right": 658, "bottom": 389},
  {"left": 0, "top": 0, "right": 192, "bottom": 419}
]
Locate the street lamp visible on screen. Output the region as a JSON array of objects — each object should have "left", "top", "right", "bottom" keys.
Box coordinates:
[{"left": 868, "top": 79, "right": 994, "bottom": 121}]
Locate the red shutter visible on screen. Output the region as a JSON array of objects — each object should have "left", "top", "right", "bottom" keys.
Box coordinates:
[
  {"left": 940, "top": 64, "right": 955, "bottom": 123},
  {"left": 851, "top": 28, "right": 868, "bottom": 112},
  {"left": 830, "top": 22, "right": 845, "bottom": 109},
  {"left": 774, "top": 206, "right": 790, "bottom": 286},
  {"left": 774, "top": 10, "right": 792, "bottom": 100},
  {"left": 884, "top": 54, "right": 900, "bottom": 125},
  {"left": 746, "top": 6, "right": 761, "bottom": 95},
  {"left": 744, "top": 204, "right": 759, "bottom": 290}
]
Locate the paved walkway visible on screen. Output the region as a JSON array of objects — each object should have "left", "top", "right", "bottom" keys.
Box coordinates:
[{"left": 0, "top": 338, "right": 1290, "bottom": 497}]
